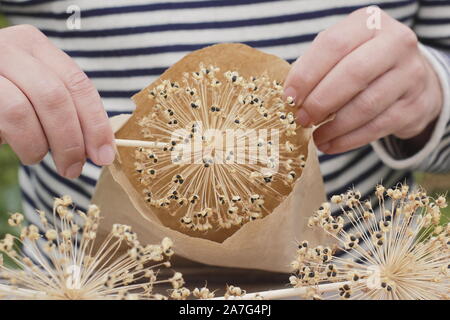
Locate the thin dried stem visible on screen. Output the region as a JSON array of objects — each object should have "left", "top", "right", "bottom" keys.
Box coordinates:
[{"left": 115, "top": 139, "right": 168, "bottom": 149}]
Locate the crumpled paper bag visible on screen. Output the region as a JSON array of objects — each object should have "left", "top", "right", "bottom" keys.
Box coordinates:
[{"left": 92, "top": 44, "right": 328, "bottom": 273}]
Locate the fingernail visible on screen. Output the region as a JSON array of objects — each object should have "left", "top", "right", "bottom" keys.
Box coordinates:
[
  {"left": 97, "top": 144, "right": 115, "bottom": 165},
  {"left": 284, "top": 86, "right": 297, "bottom": 103},
  {"left": 318, "top": 143, "right": 331, "bottom": 153},
  {"left": 64, "top": 162, "right": 83, "bottom": 179},
  {"left": 296, "top": 109, "right": 311, "bottom": 127}
]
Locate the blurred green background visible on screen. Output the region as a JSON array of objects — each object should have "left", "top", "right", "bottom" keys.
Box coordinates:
[
  {"left": 0, "top": 16, "right": 21, "bottom": 246},
  {"left": 0, "top": 14, "right": 448, "bottom": 244},
  {"left": 0, "top": 8, "right": 21, "bottom": 264}
]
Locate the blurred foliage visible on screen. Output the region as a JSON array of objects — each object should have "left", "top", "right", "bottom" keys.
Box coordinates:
[
  {"left": 0, "top": 145, "right": 21, "bottom": 268},
  {"left": 416, "top": 173, "right": 450, "bottom": 222},
  {"left": 0, "top": 14, "right": 7, "bottom": 26},
  {"left": 0, "top": 145, "right": 21, "bottom": 226},
  {"left": 0, "top": 14, "right": 19, "bottom": 268}
]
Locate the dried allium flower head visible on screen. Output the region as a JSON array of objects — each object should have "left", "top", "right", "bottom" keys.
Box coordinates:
[
  {"left": 224, "top": 285, "right": 247, "bottom": 300},
  {"left": 133, "top": 63, "right": 305, "bottom": 233},
  {"left": 169, "top": 284, "right": 256, "bottom": 300},
  {"left": 290, "top": 185, "right": 450, "bottom": 300},
  {"left": 169, "top": 284, "right": 216, "bottom": 300},
  {"left": 192, "top": 286, "right": 215, "bottom": 299},
  {"left": 0, "top": 196, "right": 184, "bottom": 300}
]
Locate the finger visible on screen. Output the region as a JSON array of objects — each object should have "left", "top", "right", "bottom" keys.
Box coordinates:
[
  {"left": 392, "top": 94, "right": 433, "bottom": 140},
  {"left": 25, "top": 30, "right": 115, "bottom": 165},
  {"left": 284, "top": 8, "right": 378, "bottom": 106},
  {"left": 300, "top": 32, "right": 406, "bottom": 127},
  {"left": 0, "top": 45, "right": 86, "bottom": 178},
  {"left": 0, "top": 76, "right": 49, "bottom": 165},
  {"left": 313, "top": 67, "right": 412, "bottom": 147},
  {"left": 319, "top": 101, "right": 413, "bottom": 154},
  {"left": 1, "top": 25, "right": 115, "bottom": 166}
]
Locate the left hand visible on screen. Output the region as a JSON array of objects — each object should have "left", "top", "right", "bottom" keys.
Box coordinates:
[{"left": 284, "top": 7, "right": 443, "bottom": 154}]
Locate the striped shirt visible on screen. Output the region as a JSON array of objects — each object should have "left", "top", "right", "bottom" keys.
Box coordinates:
[{"left": 1, "top": 0, "right": 449, "bottom": 240}]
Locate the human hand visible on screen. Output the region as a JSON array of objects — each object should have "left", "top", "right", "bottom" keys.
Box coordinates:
[
  {"left": 284, "top": 8, "right": 443, "bottom": 154},
  {"left": 0, "top": 25, "right": 114, "bottom": 178}
]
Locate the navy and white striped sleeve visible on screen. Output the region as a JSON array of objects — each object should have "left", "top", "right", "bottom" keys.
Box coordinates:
[{"left": 372, "top": 0, "right": 450, "bottom": 173}]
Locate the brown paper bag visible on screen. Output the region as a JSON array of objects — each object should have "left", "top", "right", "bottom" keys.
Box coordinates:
[
  {"left": 92, "top": 44, "right": 328, "bottom": 273},
  {"left": 93, "top": 115, "right": 327, "bottom": 273}
]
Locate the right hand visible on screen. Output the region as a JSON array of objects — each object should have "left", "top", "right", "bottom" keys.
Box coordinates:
[{"left": 0, "top": 25, "right": 115, "bottom": 179}]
